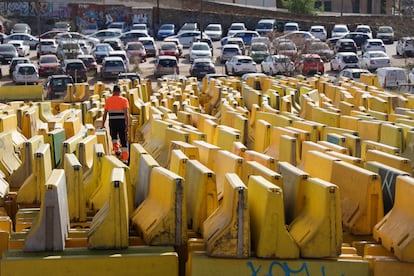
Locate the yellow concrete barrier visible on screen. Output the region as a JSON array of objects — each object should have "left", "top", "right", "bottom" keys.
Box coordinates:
[
  {"left": 134, "top": 153, "right": 159, "bottom": 208},
  {"left": 292, "top": 119, "right": 320, "bottom": 142},
  {"left": 214, "top": 125, "right": 241, "bottom": 152},
  {"left": 9, "top": 135, "right": 44, "bottom": 189},
  {"left": 131, "top": 167, "right": 186, "bottom": 245},
  {"left": 88, "top": 168, "right": 129, "bottom": 249},
  {"left": 95, "top": 128, "right": 111, "bottom": 155},
  {"left": 366, "top": 149, "right": 412, "bottom": 174},
  {"left": 242, "top": 160, "right": 282, "bottom": 188},
  {"left": 317, "top": 140, "right": 349, "bottom": 154},
  {"left": 289, "top": 177, "right": 342, "bottom": 258},
  {"left": 256, "top": 111, "right": 292, "bottom": 128},
  {"left": 253, "top": 119, "right": 271, "bottom": 153},
  {"left": 248, "top": 175, "right": 299, "bottom": 258},
  {"left": 77, "top": 134, "right": 98, "bottom": 174},
  {"left": 192, "top": 140, "right": 220, "bottom": 170},
  {"left": 185, "top": 159, "right": 218, "bottom": 234},
  {"left": 379, "top": 123, "right": 404, "bottom": 152},
  {"left": 357, "top": 119, "right": 382, "bottom": 142},
  {"left": 365, "top": 161, "right": 409, "bottom": 214},
  {"left": 64, "top": 154, "right": 86, "bottom": 222},
  {"left": 243, "top": 150, "right": 276, "bottom": 171},
  {"left": 214, "top": 150, "right": 243, "bottom": 200},
  {"left": 24, "top": 169, "right": 69, "bottom": 252},
  {"left": 203, "top": 173, "right": 250, "bottom": 258},
  {"left": 304, "top": 150, "right": 339, "bottom": 181},
  {"left": 0, "top": 85, "right": 43, "bottom": 102},
  {"left": 374, "top": 176, "right": 414, "bottom": 262},
  {"left": 169, "top": 149, "right": 188, "bottom": 177},
  {"left": 325, "top": 151, "right": 363, "bottom": 167},
  {"left": 0, "top": 113, "right": 26, "bottom": 150},
  {"left": 83, "top": 144, "right": 105, "bottom": 204},
  {"left": 89, "top": 156, "right": 129, "bottom": 212},
  {"left": 16, "top": 143, "right": 52, "bottom": 205},
  {"left": 361, "top": 140, "right": 400, "bottom": 161},
  {"left": 342, "top": 133, "right": 362, "bottom": 158},
  {"left": 59, "top": 134, "right": 84, "bottom": 169}
]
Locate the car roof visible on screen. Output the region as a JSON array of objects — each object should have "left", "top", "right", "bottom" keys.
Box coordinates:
[{"left": 103, "top": 56, "right": 124, "bottom": 61}]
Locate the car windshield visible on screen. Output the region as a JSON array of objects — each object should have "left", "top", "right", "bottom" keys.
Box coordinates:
[
  {"left": 206, "top": 25, "right": 220, "bottom": 31},
  {"left": 40, "top": 56, "right": 58, "bottom": 63},
  {"left": 230, "top": 25, "right": 244, "bottom": 30},
  {"left": 356, "top": 27, "right": 370, "bottom": 33},
  {"left": 67, "top": 62, "right": 84, "bottom": 69},
  {"left": 158, "top": 59, "right": 177, "bottom": 66},
  {"left": 128, "top": 43, "right": 144, "bottom": 50},
  {"left": 96, "top": 45, "right": 112, "bottom": 51},
  {"left": 369, "top": 52, "right": 387, "bottom": 58},
  {"left": 141, "top": 40, "right": 153, "bottom": 46},
  {"left": 351, "top": 72, "right": 363, "bottom": 78},
  {"left": 80, "top": 57, "right": 94, "bottom": 64},
  {"left": 194, "top": 61, "right": 211, "bottom": 67},
  {"left": 52, "top": 78, "right": 72, "bottom": 87},
  {"left": 63, "top": 43, "right": 80, "bottom": 50},
  {"left": 41, "top": 41, "right": 54, "bottom": 46},
  {"left": 311, "top": 27, "right": 324, "bottom": 32},
  {"left": 161, "top": 44, "right": 176, "bottom": 50},
  {"left": 160, "top": 25, "right": 174, "bottom": 30},
  {"left": 304, "top": 57, "right": 321, "bottom": 62},
  {"left": 192, "top": 44, "right": 209, "bottom": 51},
  {"left": 378, "top": 27, "right": 392, "bottom": 33},
  {"left": 251, "top": 44, "right": 268, "bottom": 51},
  {"left": 341, "top": 41, "right": 354, "bottom": 46},
  {"left": 238, "top": 58, "right": 252, "bottom": 63},
  {"left": 223, "top": 48, "right": 239, "bottom": 53},
  {"left": 343, "top": 55, "right": 358, "bottom": 62},
  {"left": 279, "top": 43, "right": 295, "bottom": 50},
  {"left": 105, "top": 60, "right": 124, "bottom": 66},
  {"left": 275, "top": 57, "right": 290, "bottom": 63},
  {"left": 334, "top": 26, "right": 348, "bottom": 32},
  {"left": 309, "top": 42, "right": 329, "bottom": 50},
  {"left": 256, "top": 22, "right": 272, "bottom": 29},
  {"left": 0, "top": 45, "right": 16, "bottom": 51},
  {"left": 18, "top": 66, "right": 35, "bottom": 74}
]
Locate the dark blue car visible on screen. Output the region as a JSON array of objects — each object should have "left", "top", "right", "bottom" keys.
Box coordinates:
[{"left": 157, "top": 23, "right": 175, "bottom": 40}]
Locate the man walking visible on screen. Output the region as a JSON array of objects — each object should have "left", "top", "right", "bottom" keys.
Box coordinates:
[{"left": 102, "top": 85, "right": 130, "bottom": 164}]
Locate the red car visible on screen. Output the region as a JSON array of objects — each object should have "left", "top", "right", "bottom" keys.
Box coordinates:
[
  {"left": 125, "top": 42, "right": 147, "bottom": 62},
  {"left": 158, "top": 42, "right": 180, "bottom": 59},
  {"left": 37, "top": 54, "right": 61, "bottom": 77},
  {"left": 297, "top": 54, "right": 324, "bottom": 75}
]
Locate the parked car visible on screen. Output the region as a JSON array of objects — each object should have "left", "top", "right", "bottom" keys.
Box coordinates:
[
  {"left": 13, "top": 63, "right": 39, "bottom": 84},
  {"left": 56, "top": 41, "right": 83, "bottom": 60},
  {"left": 189, "top": 58, "right": 216, "bottom": 79},
  {"left": 11, "top": 23, "right": 31, "bottom": 34},
  {"left": 255, "top": 19, "right": 277, "bottom": 36},
  {"left": 108, "top": 50, "right": 129, "bottom": 67},
  {"left": 0, "top": 44, "right": 18, "bottom": 64},
  {"left": 61, "top": 59, "right": 88, "bottom": 82},
  {"left": 157, "top": 23, "right": 176, "bottom": 40},
  {"left": 249, "top": 42, "right": 270, "bottom": 63},
  {"left": 335, "top": 39, "right": 357, "bottom": 53},
  {"left": 44, "top": 74, "right": 74, "bottom": 100},
  {"left": 189, "top": 42, "right": 212, "bottom": 63},
  {"left": 7, "top": 40, "right": 30, "bottom": 57},
  {"left": 101, "top": 56, "right": 127, "bottom": 80},
  {"left": 303, "top": 41, "right": 333, "bottom": 61},
  {"left": 220, "top": 44, "right": 242, "bottom": 63},
  {"left": 37, "top": 54, "right": 62, "bottom": 77},
  {"left": 225, "top": 37, "right": 245, "bottom": 54},
  {"left": 77, "top": 54, "right": 98, "bottom": 75},
  {"left": 80, "top": 22, "right": 99, "bottom": 35},
  {"left": 92, "top": 43, "right": 114, "bottom": 63},
  {"left": 273, "top": 31, "right": 315, "bottom": 50},
  {"left": 355, "top": 25, "right": 373, "bottom": 39},
  {"left": 107, "top": 22, "right": 129, "bottom": 33},
  {"left": 330, "top": 52, "right": 360, "bottom": 71},
  {"left": 361, "top": 39, "right": 386, "bottom": 53},
  {"left": 36, "top": 39, "right": 58, "bottom": 58},
  {"left": 297, "top": 54, "right": 324, "bottom": 75},
  {"left": 376, "top": 67, "right": 407, "bottom": 89},
  {"left": 78, "top": 40, "right": 93, "bottom": 55},
  {"left": 276, "top": 40, "right": 298, "bottom": 60},
  {"left": 284, "top": 22, "right": 299, "bottom": 34},
  {"left": 204, "top": 24, "right": 223, "bottom": 41},
  {"left": 396, "top": 37, "right": 414, "bottom": 57},
  {"left": 232, "top": 30, "right": 260, "bottom": 46},
  {"left": 119, "top": 30, "right": 149, "bottom": 45},
  {"left": 309, "top": 25, "right": 327, "bottom": 41},
  {"left": 4, "top": 33, "right": 38, "bottom": 49},
  {"left": 158, "top": 42, "right": 180, "bottom": 59},
  {"left": 89, "top": 29, "right": 122, "bottom": 43},
  {"left": 103, "top": 37, "right": 124, "bottom": 51},
  {"left": 342, "top": 32, "right": 370, "bottom": 48},
  {"left": 9, "top": 57, "right": 30, "bottom": 77},
  {"left": 227, "top": 22, "right": 246, "bottom": 37},
  {"left": 331, "top": 24, "right": 349, "bottom": 38},
  {"left": 360, "top": 51, "right": 390, "bottom": 71},
  {"left": 53, "top": 21, "right": 71, "bottom": 32},
  {"left": 178, "top": 22, "right": 198, "bottom": 35},
  {"left": 225, "top": 55, "right": 257, "bottom": 76},
  {"left": 376, "top": 26, "right": 394, "bottom": 44},
  {"left": 163, "top": 37, "right": 183, "bottom": 56},
  {"left": 131, "top": 23, "right": 148, "bottom": 35},
  {"left": 139, "top": 37, "right": 157, "bottom": 57},
  {"left": 261, "top": 54, "right": 294, "bottom": 76},
  {"left": 40, "top": 30, "right": 63, "bottom": 39},
  {"left": 337, "top": 68, "right": 370, "bottom": 82},
  {"left": 154, "top": 56, "right": 179, "bottom": 77},
  {"left": 169, "top": 31, "right": 208, "bottom": 48},
  {"left": 125, "top": 42, "right": 147, "bottom": 62}
]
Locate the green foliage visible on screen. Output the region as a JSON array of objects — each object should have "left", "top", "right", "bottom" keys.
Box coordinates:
[{"left": 283, "top": 0, "right": 318, "bottom": 15}]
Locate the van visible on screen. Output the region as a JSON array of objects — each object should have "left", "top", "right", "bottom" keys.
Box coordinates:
[
  {"left": 375, "top": 67, "right": 407, "bottom": 89},
  {"left": 255, "top": 19, "right": 277, "bottom": 35}
]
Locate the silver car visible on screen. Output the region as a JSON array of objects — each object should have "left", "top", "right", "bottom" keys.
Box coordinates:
[
  {"left": 101, "top": 56, "right": 127, "bottom": 80},
  {"left": 13, "top": 63, "right": 39, "bottom": 84},
  {"left": 154, "top": 56, "right": 179, "bottom": 78}
]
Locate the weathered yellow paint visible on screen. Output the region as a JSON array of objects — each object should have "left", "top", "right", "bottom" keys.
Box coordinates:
[
  {"left": 0, "top": 85, "right": 43, "bottom": 102},
  {"left": 379, "top": 123, "right": 404, "bottom": 152},
  {"left": 243, "top": 160, "right": 282, "bottom": 188},
  {"left": 0, "top": 131, "right": 22, "bottom": 178},
  {"left": 361, "top": 140, "right": 400, "bottom": 161},
  {"left": 289, "top": 177, "right": 342, "bottom": 258},
  {"left": 365, "top": 149, "right": 412, "bottom": 174},
  {"left": 373, "top": 175, "right": 414, "bottom": 262},
  {"left": 248, "top": 175, "right": 299, "bottom": 258},
  {"left": 88, "top": 168, "right": 129, "bottom": 249},
  {"left": 64, "top": 154, "right": 86, "bottom": 222},
  {"left": 131, "top": 167, "right": 186, "bottom": 245},
  {"left": 192, "top": 140, "right": 220, "bottom": 170},
  {"left": 214, "top": 150, "right": 243, "bottom": 200},
  {"left": 303, "top": 150, "right": 340, "bottom": 181},
  {"left": 83, "top": 144, "right": 105, "bottom": 204},
  {"left": 203, "top": 173, "right": 250, "bottom": 258},
  {"left": 169, "top": 149, "right": 188, "bottom": 177},
  {"left": 77, "top": 134, "right": 97, "bottom": 173},
  {"left": 253, "top": 119, "right": 271, "bottom": 153},
  {"left": 357, "top": 119, "right": 382, "bottom": 142}
]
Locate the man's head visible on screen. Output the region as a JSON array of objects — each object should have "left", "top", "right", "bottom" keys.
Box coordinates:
[{"left": 113, "top": 85, "right": 121, "bottom": 94}]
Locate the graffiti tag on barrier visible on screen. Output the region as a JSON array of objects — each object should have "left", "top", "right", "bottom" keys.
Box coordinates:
[{"left": 247, "top": 261, "right": 346, "bottom": 276}]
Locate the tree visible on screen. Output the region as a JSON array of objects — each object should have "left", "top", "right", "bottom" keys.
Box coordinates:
[{"left": 283, "top": 0, "right": 317, "bottom": 15}]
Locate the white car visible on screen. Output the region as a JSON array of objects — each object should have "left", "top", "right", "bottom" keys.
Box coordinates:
[
  {"left": 225, "top": 55, "right": 257, "bottom": 76},
  {"left": 409, "top": 68, "right": 414, "bottom": 83},
  {"left": 330, "top": 52, "right": 360, "bottom": 71},
  {"left": 361, "top": 39, "right": 386, "bottom": 53},
  {"left": 360, "top": 51, "right": 390, "bottom": 71},
  {"left": 309, "top": 25, "right": 327, "bottom": 41},
  {"left": 284, "top": 22, "right": 299, "bottom": 34},
  {"left": 355, "top": 24, "right": 373, "bottom": 39},
  {"left": 227, "top": 22, "right": 246, "bottom": 37},
  {"left": 36, "top": 39, "right": 58, "bottom": 58},
  {"left": 13, "top": 63, "right": 39, "bottom": 84},
  {"left": 331, "top": 24, "right": 349, "bottom": 38},
  {"left": 189, "top": 42, "right": 212, "bottom": 63},
  {"left": 7, "top": 40, "right": 30, "bottom": 57},
  {"left": 220, "top": 44, "right": 242, "bottom": 63},
  {"left": 204, "top": 24, "right": 222, "bottom": 41},
  {"left": 261, "top": 54, "right": 294, "bottom": 76},
  {"left": 337, "top": 68, "right": 370, "bottom": 82},
  {"left": 170, "top": 31, "right": 209, "bottom": 48}
]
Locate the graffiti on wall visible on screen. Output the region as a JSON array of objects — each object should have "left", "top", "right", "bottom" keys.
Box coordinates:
[{"left": 0, "top": 1, "right": 70, "bottom": 17}]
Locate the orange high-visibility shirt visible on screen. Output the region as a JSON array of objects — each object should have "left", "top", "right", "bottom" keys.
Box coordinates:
[{"left": 105, "top": 95, "right": 129, "bottom": 120}]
